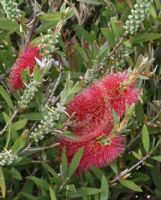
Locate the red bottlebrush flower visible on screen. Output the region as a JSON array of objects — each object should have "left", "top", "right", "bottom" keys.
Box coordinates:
[
  {"left": 9, "top": 46, "right": 40, "bottom": 90},
  {"left": 60, "top": 134, "right": 125, "bottom": 173},
  {"left": 67, "top": 72, "right": 139, "bottom": 138},
  {"left": 67, "top": 83, "right": 113, "bottom": 139},
  {"left": 101, "top": 72, "right": 139, "bottom": 116},
  {"left": 59, "top": 72, "right": 139, "bottom": 173}
]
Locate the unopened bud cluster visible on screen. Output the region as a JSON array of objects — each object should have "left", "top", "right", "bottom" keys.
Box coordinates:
[
  {"left": 38, "top": 29, "right": 60, "bottom": 56},
  {"left": 18, "top": 80, "right": 41, "bottom": 109},
  {"left": 124, "top": 0, "right": 152, "bottom": 35},
  {"left": 30, "top": 105, "right": 64, "bottom": 142},
  {"left": 1, "top": 0, "right": 21, "bottom": 20},
  {"left": 0, "top": 150, "right": 18, "bottom": 166}
]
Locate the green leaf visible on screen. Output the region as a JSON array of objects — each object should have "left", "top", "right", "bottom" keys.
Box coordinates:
[
  {"left": 135, "top": 103, "right": 144, "bottom": 124},
  {"left": 68, "top": 147, "right": 84, "bottom": 177},
  {"left": 21, "top": 192, "right": 37, "bottom": 200},
  {"left": 100, "top": 176, "right": 109, "bottom": 200},
  {"left": 49, "top": 186, "right": 57, "bottom": 200},
  {"left": 142, "top": 125, "right": 150, "bottom": 152},
  {"left": 37, "top": 12, "right": 62, "bottom": 33},
  {"left": 11, "top": 167, "right": 22, "bottom": 180},
  {"left": 12, "top": 130, "right": 28, "bottom": 153},
  {"left": 42, "top": 163, "right": 59, "bottom": 178},
  {"left": 0, "top": 167, "right": 6, "bottom": 198},
  {"left": 152, "top": 156, "right": 161, "bottom": 162},
  {"left": 110, "top": 162, "right": 118, "bottom": 174},
  {"left": 33, "top": 65, "right": 40, "bottom": 81},
  {"left": 74, "top": 46, "right": 89, "bottom": 62},
  {"left": 68, "top": 188, "right": 100, "bottom": 198},
  {"left": 120, "top": 180, "right": 143, "bottom": 192},
  {"left": 12, "top": 119, "right": 28, "bottom": 131},
  {"left": 112, "top": 110, "right": 120, "bottom": 126},
  {"left": 26, "top": 176, "right": 49, "bottom": 191},
  {"left": 76, "top": 0, "right": 104, "bottom": 5},
  {"left": 155, "top": 0, "right": 161, "bottom": 11},
  {"left": 84, "top": 171, "right": 95, "bottom": 185},
  {"left": 39, "top": 12, "right": 62, "bottom": 21},
  {"left": 97, "top": 42, "right": 109, "bottom": 62},
  {"left": 60, "top": 77, "right": 83, "bottom": 105},
  {"left": 132, "top": 33, "right": 161, "bottom": 44},
  {"left": 132, "top": 151, "right": 142, "bottom": 160},
  {"left": 61, "top": 148, "right": 68, "bottom": 179},
  {"left": 74, "top": 25, "right": 93, "bottom": 42},
  {"left": 110, "top": 17, "right": 124, "bottom": 39},
  {"left": 154, "top": 137, "right": 161, "bottom": 151},
  {"left": 0, "top": 18, "right": 19, "bottom": 33},
  {"left": 155, "top": 189, "right": 161, "bottom": 198},
  {"left": 19, "top": 113, "right": 43, "bottom": 120},
  {"left": 151, "top": 169, "right": 161, "bottom": 189},
  {"left": 101, "top": 28, "right": 115, "bottom": 48},
  {"left": 133, "top": 172, "right": 150, "bottom": 182},
  {"left": 0, "top": 85, "right": 13, "bottom": 109},
  {"left": 91, "top": 167, "right": 104, "bottom": 180},
  {"left": 2, "top": 112, "right": 9, "bottom": 123},
  {"left": 149, "top": 4, "right": 157, "bottom": 19}
]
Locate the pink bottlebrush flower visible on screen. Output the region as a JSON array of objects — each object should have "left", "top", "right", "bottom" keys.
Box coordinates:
[
  {"left": 60, "top": 134, "right": 125, "bottom": 173},
  {"left": 67, "top": 72, "right": 139, "bottom": 138},
  {"left": 9, "top": 46, "right": 40, "bottom": 90}
]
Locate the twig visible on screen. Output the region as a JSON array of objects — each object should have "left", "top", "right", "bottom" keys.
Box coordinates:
[
  {"left": 20, "top": 142, "right": 59, "bottom": 154},
  {"left": 127, "top": 133, "right": 141, "bottom": 149},
  {"left": 24, "top": 0, "right": 43, "bottom": 48},
  {"left": 110, "top": 154, "right": 150, "bottom": 185},
  {"left": 0, "top": 109, "right": 18, "bottom": 136},
  {"left": 106, "top": 35, "right": 125, "bottom": 59},
  {"left": 44, "top": 72, "right": 62, "bottom": 109},
  {"left": 65, "top": 0, "right": 81, "bottom": 25}
]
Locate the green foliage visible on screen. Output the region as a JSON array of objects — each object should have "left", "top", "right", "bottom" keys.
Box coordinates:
[{"left": 0, "top": 0, "right": 161, "bottom": 199}]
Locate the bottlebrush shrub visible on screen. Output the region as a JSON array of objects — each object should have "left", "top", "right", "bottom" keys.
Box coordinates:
[
  {"left": 60, "top": 72, "right": 139, "bottom": 173},
  {"left": 9, "top": 46, "right": 40, "bottom": 90}
]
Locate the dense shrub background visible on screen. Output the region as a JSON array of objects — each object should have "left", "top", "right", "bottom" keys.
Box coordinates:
[{"left": 0, "top": 0, "right": 161, "bottom": 199}]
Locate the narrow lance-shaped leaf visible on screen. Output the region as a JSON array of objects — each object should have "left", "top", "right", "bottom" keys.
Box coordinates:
[
  {"left": 142, "top": 125, "right": 150, "bottom": 152},
  {"left": 100, "top": 175, "right": 109, "bottom": 200},
  {"left": 49, "top": 186, "right": 57, "bottom": 200},
  {"left": 12, "top": 129, "right": 29, "bottom": 153},
  {"left": 68, "top": 147, "right": 84, "bottom": 177},
  {"left": 76, "top": 0, "right": 104, "bottom": 5},
  {"left": 120, "top": 180, "right": 143, "bottom": 192},
  {"left": 61, "top": 148, "right": 68, "bottom": 179},
  {"left": 0, "top": 85, "right": 13, "bottom": 109},
  {"left": 152, "top": 156, "right": 161, "bottom": 162},
  {"left": 0, "top": 167, "right": 6, "bottom": 198}
]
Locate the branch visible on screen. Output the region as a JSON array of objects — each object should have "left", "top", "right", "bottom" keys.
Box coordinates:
[
  {"left": 20, "top": 142, "right": 59, "bottom": 154},
  {"left": 106, "top": 35, "right": 125, "bottom": 59},
  {"left": 0, "top": 109, "right": 18, "bottom": 136},
  {"left": 110, "top": 154, "right": 150, "bottom": 186}
]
